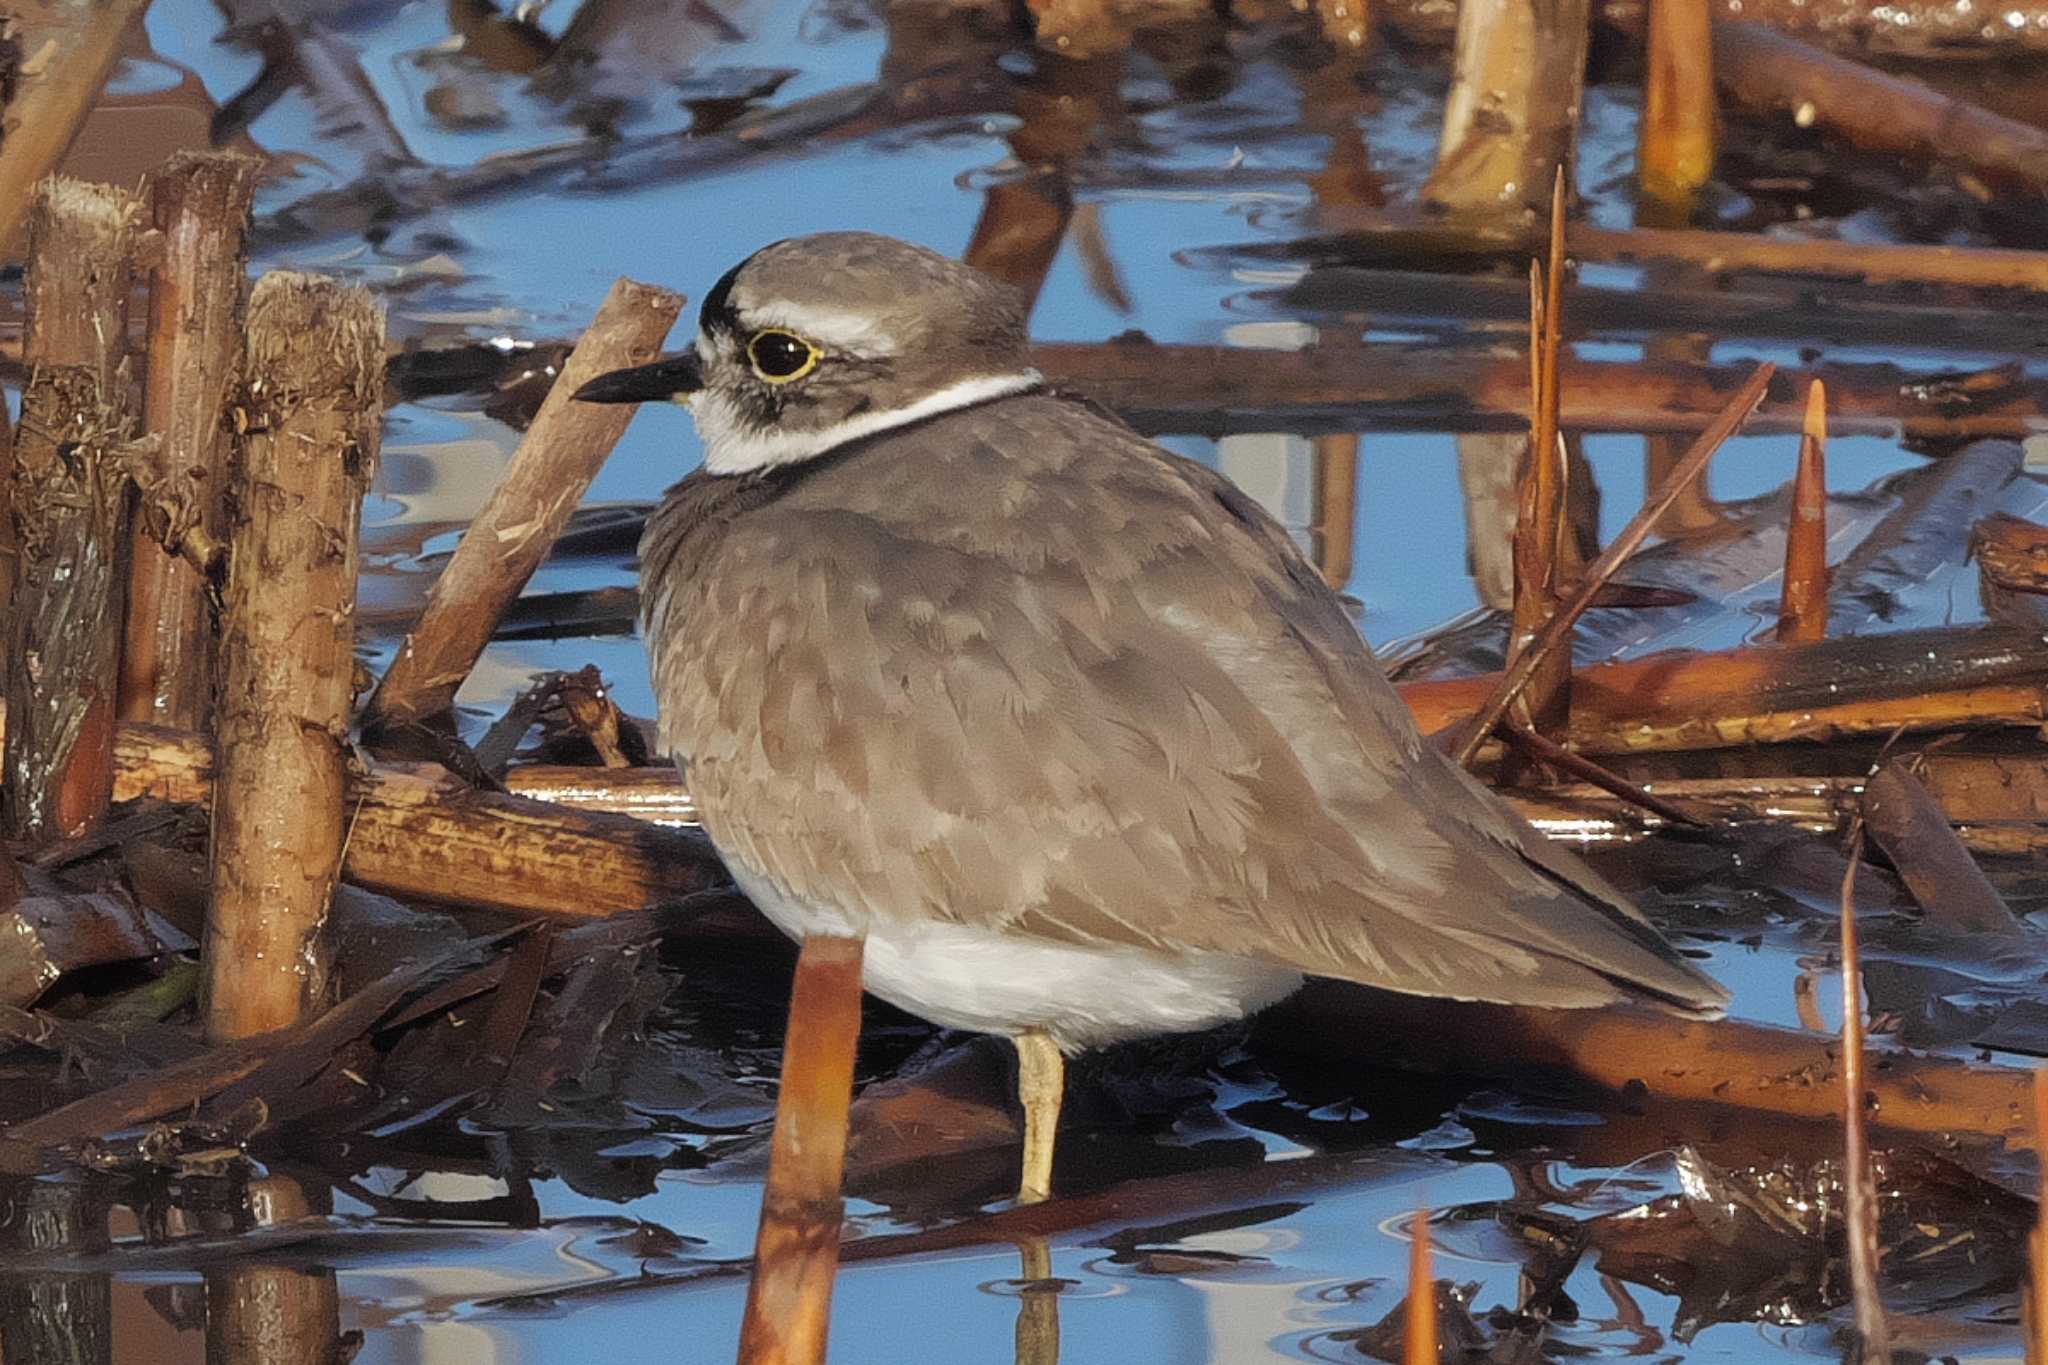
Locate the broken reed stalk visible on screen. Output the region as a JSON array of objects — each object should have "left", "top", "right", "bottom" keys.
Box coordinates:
[
  {"left": 2033, "top": 1069, "right": 2048, "bottom": 1364},
  {"left": 368, "top": 278, "right": 684, "bottom": 732},
  {"left": 203, "top": 274, "right": 384, "bottom": 1043},
  {"left": 1496, "top": 721, "right": 1706, "bottom": 827},
  {"left": 1452, "top": 361, "right": 1774, "bottom": 768},
  {"left": 1505, "top": 175, "right": 1572, "bottom": 770},
  {"left": 1637, "top": 0, "right": 1715, "bottom": 221},
  {"left": 0, "top": 0, "right": 156, "bottom": 254},
  {"left": 1776, "top": 380, "right": 1829, "bottom": 643},
  {"left": 1838, "top": 834, "right": 1892, "bottom": 1363},
  {"left": 3, "top": 178, "right": 145, "bottom": 843},
  {"left": 738, "top": 933, "right": 866, "bottom": 1365},
  {"left": 120, "top": 152, "right": 262, "bottom": 731},
  {"left": 1404, "top": 1208, "right": 1437, "bottom": 1365},
  {"left": 113, "top": 723, "right": 727, "bottom": 918},
  {"left": 1029, "top": 341, "right": 2048, "bottom": 441}
]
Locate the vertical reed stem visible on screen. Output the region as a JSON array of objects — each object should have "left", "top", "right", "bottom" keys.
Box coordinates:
[
  {"left": 120, "top": 151, "right": 261, "bottom": 731},
  {"left": 1776, "top": 379, "right": 1829, "bottom": 643},
  {"left": 204, "top": 273, "right": 384, "bottom": 1042},
  {"left": 2, "top": 178, "right": 144, "bottom": 843},
  {"left": 1404, "top": 1207, "right": 1437, "bottom": 1365},
  {"left": 1639, "top": 0, "right": 1717, "bottom": 223},
  {"left": 738, "top": 933, "right": 865, "bottom": 1365},
  {"left": 1840, "top": 834, "right": 1891, "bottom": 1362}
]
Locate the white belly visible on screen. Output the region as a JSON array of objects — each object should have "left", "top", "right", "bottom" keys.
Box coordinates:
[{"left": 728, "top": 865, "right": 1303, "bottom": 1053}]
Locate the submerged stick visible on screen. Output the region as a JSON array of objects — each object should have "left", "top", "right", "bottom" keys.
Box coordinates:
[
  {"left": 1452, "top": 362, "right": 1774, "bottom": 767},
  {"left": 1776, "top": 380, "right": 1829, "bottom": 643},
  {"left": 1839, "top": 836, "right": 1892, "bottom": 1362},
  {"left": 738, "top": 933, "right": 865, "bottom": 1365},
  {"left": 3, "top": 178, "right": 144, "bottom": 843},
  {"left": 121, "top": 151, "right": 262, "bottom": 731},
  {"left": 204, "top": 274, "right": 383, "bottom": 1043},
  {"left": 368, "top": 278, "right": 682, "bottom": 733}
]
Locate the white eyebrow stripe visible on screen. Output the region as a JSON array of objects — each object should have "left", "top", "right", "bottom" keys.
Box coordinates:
[{"left": 742, "top": 302, "right": 898, "bottom": 356}]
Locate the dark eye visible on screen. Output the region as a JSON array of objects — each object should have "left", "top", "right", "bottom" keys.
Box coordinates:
[{"left": 747, "top": 329, "right": 820, "bottom": 383}]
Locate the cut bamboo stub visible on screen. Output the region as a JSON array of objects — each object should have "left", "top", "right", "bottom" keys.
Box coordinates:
[
  {"left": 3, "top": 178, "right": 145, "bottom": 844},
  {"left": 203, "top": 274, "right": 385, "bottom": 1044},
  {"left": 121, "top": 152, "right": 262, "bottom": 732},
  {"left": 369, "top": 277, "right": 684, "bottom": 731},
  {"left": 738, "top": 933, "right": 865, "bottom": 1365},
  {"left": 1776, "top": 380, "right": 1829, "bottom": 643}
]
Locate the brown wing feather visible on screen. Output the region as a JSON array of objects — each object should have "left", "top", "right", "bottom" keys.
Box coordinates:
[{"left": 644, "top": 395, "right": 1727, "bottom": 1015}]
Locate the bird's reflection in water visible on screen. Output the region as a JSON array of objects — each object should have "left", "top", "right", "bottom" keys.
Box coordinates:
[{"left": 1013, "top": 1234, "right": 1063, "bottom": 1365}]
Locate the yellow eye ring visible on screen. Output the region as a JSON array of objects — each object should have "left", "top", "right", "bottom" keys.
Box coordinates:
[{"left": 746, "top": 329, "right": 821, "bottom": 384}]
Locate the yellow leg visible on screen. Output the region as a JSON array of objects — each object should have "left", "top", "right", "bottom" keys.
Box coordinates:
[{"left": 1014, "top": 1030, "right": 1064, "bottom": 1204}]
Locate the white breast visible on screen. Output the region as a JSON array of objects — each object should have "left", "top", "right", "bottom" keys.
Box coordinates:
[{"left": 727, "top": 865, "right": 1303, "bottom": 1054}]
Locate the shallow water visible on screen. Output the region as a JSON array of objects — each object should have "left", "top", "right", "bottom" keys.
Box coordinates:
[{"left": 11, "top": 1, "right": 2048, "bottom": 1360}]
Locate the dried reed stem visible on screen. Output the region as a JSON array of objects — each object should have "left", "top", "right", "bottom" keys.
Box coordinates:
[
  {"left": 204, "top": 274, "right": 384, "bottom": 1042},
  {"left": 738, "top": 933, "right": 866, "bottom": 1365},
  {"left": 1776, "top": 379, "right": 1829, "bottom": 643},
  {"left": 368, "top": 278, "right": 683, "bottom": 732},
  {"left": 1452, "top": 361, "right": 1774, "bottom": 768},
  {"left": 1506, "top": 174, "right": 1572, "bottom": 766},
  {"left": 121, "top": 152, "right": 262, "bottom": 731}
]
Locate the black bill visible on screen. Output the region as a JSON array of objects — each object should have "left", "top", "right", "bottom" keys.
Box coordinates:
[{"left": 572, "top": 350, "right": 705, "bottom": 404}]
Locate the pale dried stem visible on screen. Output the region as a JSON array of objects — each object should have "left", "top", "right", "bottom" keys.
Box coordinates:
[{"left": 1452, "top": 362, "right": 1775, "bottom": 768}]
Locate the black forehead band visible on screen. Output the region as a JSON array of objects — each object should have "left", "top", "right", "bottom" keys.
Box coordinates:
[{"left": 698, "top": 260, "right": 745, "bottom": 337}]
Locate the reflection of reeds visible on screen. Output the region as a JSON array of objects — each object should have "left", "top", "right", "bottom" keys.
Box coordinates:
[
  {"left": 1404, "top": 1206, "right": 1437, "bottom": 1365},
  {"left": 1838, "top": 831, "right": 1891, "bottom": 1363}
]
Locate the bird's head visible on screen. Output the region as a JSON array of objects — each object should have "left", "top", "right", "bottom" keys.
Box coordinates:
[{"left": 575, "top": 232, "right": 1039, "bottom": 475}]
